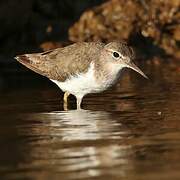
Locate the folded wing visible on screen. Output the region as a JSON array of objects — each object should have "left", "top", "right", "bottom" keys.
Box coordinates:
[{"left": 16, "top": 42, "right": 104, "bottom": 82}]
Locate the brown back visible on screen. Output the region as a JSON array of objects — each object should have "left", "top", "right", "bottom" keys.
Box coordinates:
[{"left": 16, "top": 42, "right": 104, "bottom": 82}]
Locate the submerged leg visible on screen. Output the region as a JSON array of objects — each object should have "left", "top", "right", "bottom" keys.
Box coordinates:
[
  {"left": 76, "top": 96, "right": 83, "bottom": 110},
  {"left": 63, "top": 92, "right": 70, "bottom": 110}
]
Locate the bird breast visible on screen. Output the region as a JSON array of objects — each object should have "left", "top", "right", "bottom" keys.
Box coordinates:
[{"left": 51, "top": 62, "right": 122, "bottom": 98}]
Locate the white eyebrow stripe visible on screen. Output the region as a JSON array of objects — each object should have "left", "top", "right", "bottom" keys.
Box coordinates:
[{"left": 107, "top": 49, "right": 126, "bottom": 59}]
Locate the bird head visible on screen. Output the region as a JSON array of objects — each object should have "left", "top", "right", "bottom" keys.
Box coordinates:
[{"left": 102, "top": 41, "right": 148, "bottom": 79}]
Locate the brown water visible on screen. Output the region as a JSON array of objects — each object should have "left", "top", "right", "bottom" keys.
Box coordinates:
[{"left": 0, "top": 63, "right": 180, "bottom": 180}]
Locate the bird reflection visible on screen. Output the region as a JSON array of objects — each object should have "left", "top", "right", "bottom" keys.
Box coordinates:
[
  {"left": 19, "top": 109, "right": 132, "bottom": 179},
  {"left": 43, "top": 109, "right": 127, "bottom": 141}
]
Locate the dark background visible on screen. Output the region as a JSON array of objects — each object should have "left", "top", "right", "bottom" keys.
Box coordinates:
[{"left": 0, "top": 0, "right": 105, "bottom": 60}]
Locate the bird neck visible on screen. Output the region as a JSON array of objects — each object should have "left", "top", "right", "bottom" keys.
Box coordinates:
[{"left": 94, "top": 61, "right": 123, "bottom": 84}]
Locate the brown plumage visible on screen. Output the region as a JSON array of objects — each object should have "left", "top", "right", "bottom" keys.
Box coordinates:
[{"left": 16, "top": 42, "right": 105, "bottom": 82}]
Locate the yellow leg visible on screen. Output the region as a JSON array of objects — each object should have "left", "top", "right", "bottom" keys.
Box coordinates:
[
  {"left": 63, "top": 92, "right": 70, "bottom": 111},
  {"left": 76, "top": 96, "right": 83, "bottom": 110}
]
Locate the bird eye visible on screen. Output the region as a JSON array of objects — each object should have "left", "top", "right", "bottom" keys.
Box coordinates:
[{"left": 113, "top": 52, "right": 120, "bottom": 58}]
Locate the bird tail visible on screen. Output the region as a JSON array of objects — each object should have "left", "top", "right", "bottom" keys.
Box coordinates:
[{"left": 15, "top": 53, "right": 46, "bottom": 76}]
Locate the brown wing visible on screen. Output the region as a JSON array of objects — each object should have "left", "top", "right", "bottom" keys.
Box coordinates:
[{"left": 16, "top": 42, "right": 104, "bottom": 82}]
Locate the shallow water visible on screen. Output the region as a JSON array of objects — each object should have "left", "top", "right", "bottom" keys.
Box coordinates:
[{"left": 0, "top": 63, "right": 180, "bottom": 180}]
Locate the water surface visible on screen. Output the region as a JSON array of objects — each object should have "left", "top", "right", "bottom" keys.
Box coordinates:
[{"left": 0, "top": 63, "right": 180, "bottom": 180}]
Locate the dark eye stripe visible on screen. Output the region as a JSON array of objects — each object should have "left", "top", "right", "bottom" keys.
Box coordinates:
[{"left": 113, "top": 52, "right": 119, "bottom": 58}]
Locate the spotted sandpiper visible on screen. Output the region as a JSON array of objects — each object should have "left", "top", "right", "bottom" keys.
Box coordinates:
[{"left": 15, "top": 42, "right": 147, "bottom": 109}]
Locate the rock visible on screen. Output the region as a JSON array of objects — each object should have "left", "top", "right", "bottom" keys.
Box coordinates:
[
  {"left": 69, "top": 0, "right": 180, "bottom": 59},
  {"left": 40, "top": 41, "right": 64, "bottom": 51}
]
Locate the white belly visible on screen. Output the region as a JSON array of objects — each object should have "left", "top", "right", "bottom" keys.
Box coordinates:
[
  {"left": 51, "top": 63, "right": 102, "bottom": 98},
  {"left": 51, "top": 63, "right": 122, "bottom": 98}
]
